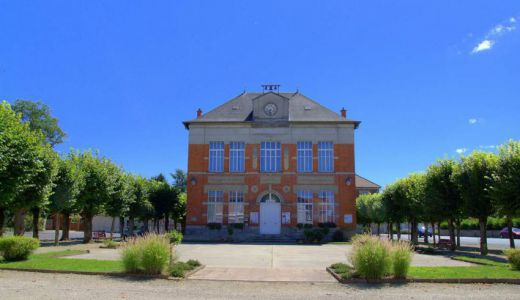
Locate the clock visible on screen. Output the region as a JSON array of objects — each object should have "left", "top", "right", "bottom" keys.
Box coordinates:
[{"left": 264, "top": 103, "right": 278, "bottom": 116}]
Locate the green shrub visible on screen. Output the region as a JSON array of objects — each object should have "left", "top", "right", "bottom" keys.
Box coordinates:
[
  {"left": 303, "top": 228, "right": 328, "bottom": 243},
  {"left": 504, "top": 249, "right": 520, "bottom": 270},
  {"left": 206, "top": 223, "right": 222, "bottom": 230},
  {"left": 391, "top": 241, "right": 413, "bottom": 279},
  {"left": 0, "top": 236, "right": 39, "bottom": 261},
  {"left": 349, "top": 234, "right": 392, "bottom": 280},
  {"left": 121, "top": 234, "right": 171, "bottom": 275},
  {"left": 330, "top": 263, "right": 354, "bottom": 279},
  {"left": 318, "top": 222, "right": 337, "bottom": 228},
  {"left": 332, "top": 230, "right": 344, "bottom": 242},
  {"left": 167, "top": 230, "right": 183, "bottom": 245},
  {"left": 231, "top": 223, "right": 244, "bottom": 230},
  {"left": 187, "top": 259, "right": 201, "bottom": 268},
  {"left": 227, "top": 226, "right": 234, "bottom": 236},
  {"left": 102, "top": 239, "right": 119, "bottom": 249}
]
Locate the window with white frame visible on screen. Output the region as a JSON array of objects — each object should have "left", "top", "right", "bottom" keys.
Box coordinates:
[
  {"left": 297, "top": 141, "right": 313, "bottom": 173},
  {"left": 208, "top": 142, "right": 224, "bottom": 172},
  {"left": 297, "top": 191, "right": 313, "bottom": 224},
  {"left": 260, "top": 141, "right": 281, "bottom": 172},
  {"left": 228, "top": 191, "right": 244, "bottom": 223},
  {"left": 318, "top": 141, "right": 334, "bottom": 172},
  {"left": 318, "top": 191, "right": 335, "bottom": 223},
  {"left": 229, "top": 142, "right": 245, "bottom": 172},
  {"left": 207, "top": 191, "right": 223, "bottom": 223}
]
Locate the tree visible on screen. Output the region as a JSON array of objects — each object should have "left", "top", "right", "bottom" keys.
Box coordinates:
[
  {"left": 126, "top": 175, "right": 153, "bottom": 235},
  {"left": 402, "top": 173, "right": 426, "bottom": 245},
  {"left": 175, "top": 192, "right": 187, "bottom": 234},
  {"left": 149, "top": 175, "right": 178, "bottom": 233},
  {"left": 382, "top": 180, "right": 409, "bottom": 240},
  {"left": 49, "top": 152, "right": 84, "bottom": 244},
  {"left": 424, "top": 159, "right": 462, "bottom": 250},
  {"left": 171, "top": 169, "right": 187, "bottom": 192},
  {"left": 11, "top": 100, "right": 66, "bottom": 147},
  {"left": 454, "top": 151, "right": 497, "bottom": 255},
  {"left": 356, "top": 193, "right": 384, "bottom": 235},
  {"left": 75, "top": 151, "right": 113, "bottom": 243},
  {"left": 0, "top": 101, "right": 50, "bottom": 236},
  {"left": 356, "top": 194, "right": 372, "bottom": 230},
  {"left": 104, "top": 164, "right": 135, "bottom": 239},
  {"left": 490, "top": 140, "right": 520, "bottom": 248}
]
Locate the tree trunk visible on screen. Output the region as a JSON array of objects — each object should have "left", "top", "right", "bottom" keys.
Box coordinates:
[
  {"left": 448, "top": 218, "right": 456, "bottom": 251},
  {"left": 396, "top": 223, "right": 401, "bottom": 240},
  {"left": 119, "top": 216, "right": 125, "bottom": 239},
  {"left": 507, "top": 216, "right": 515, "bottom": 249},
  {"left": 424, "top": 224, "right": 429, "bottom": 244},
  {"left": 431, "top": 222, "right": 436, "bottom": 246},
  {"left": 54, "top": 213, "right": 60, "bottom": 246},
  {"left": 31, "top": 207, "right": 40, "bottom": 239},
  {"left": 164, "top": 214, "right": 170, "bottom": 232},
  {"left": 129, "top": 217, "right": 135, "bottom": 236},
  {"left": 479, "top": 217, "right": 488, "bottom": 256},
  {"left": 389, "top": 222, "right": 394, "bottom": 240},
  {"left": 143, "top": 218, "right": 149, "bottom": 232},
  {"left": 155, "top": 218, "right": 160, "bottom": 233},
  {"left": 410, "top": 219, "right": 418, "bottom": 245},
  {"left": 436, "top": 222, "right": 441, "bottom": 242},
  {"left": 181, "top": 217, "right": 186, "bottom": 235},
  {"left": 110, "top": 217, "right": 115, "bottom": 240},
  {"left": 60, "top": 213, "right": 70, "bottom": 241},
  {"left": 14, "top": 209, "right": 26, "bottom": 236},
  {"left": 377, "top": 223, "right": 381, "bottom": 236},
  {"left": 456, "top": 219, "right": 461, "bottom": 248},
  {"left": 0, "top": 207, "right": 5, "bottom": 237},
  {"left": 83, "top": 212, "right": 93, "bottom": 243}
]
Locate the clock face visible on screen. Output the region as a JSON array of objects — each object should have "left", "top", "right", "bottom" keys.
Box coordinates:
[{"left": 264, "top": 103, "right": 278, "bottom": 116}]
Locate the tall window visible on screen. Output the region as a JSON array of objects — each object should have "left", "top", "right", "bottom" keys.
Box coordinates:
[
  {"left": 260, "top": 141, "right": 281, "bottom": 173},
  {"left": 228, "top": 191, "right": 244, "bottom": 224},
  {"left": 318, "top": 142, "right": 334, "bottom": 172},
  {"left": 207, "top": 191, "right": 223, "bottom": 223},
  {"left": 297, "top": 191, "right": 313, "bottom": 224},
  {"left": 297, "top": 141, "right": 313, "bottom": 173},
  {"left": 229, "top": 142, "right": 245, "bottom": 172},
  {"left": 318, "top": 191, "right": 335, "bottom": 223},
  {"left": 208, "top": 142, "right": 224, "bottom": 172}
]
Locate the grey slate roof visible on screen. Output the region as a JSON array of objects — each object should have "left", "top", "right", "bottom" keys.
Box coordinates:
[
  {"left": 355, "top": 175, "right": 381, "bottom": 189},
  {"left": 183, "top": 91, "right": 360, "bottom": 129}
]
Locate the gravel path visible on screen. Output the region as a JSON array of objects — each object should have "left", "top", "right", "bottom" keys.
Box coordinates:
[{"left": 1, "top": 270, "right": 519, "bottom": 300}]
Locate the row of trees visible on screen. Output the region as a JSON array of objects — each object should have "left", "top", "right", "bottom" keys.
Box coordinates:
[
  {"left": 357, "top": 140, "right": 520, "bottom": 255},
  {"left": 1, "top": 100, "right": 187, "bottom": 244}
]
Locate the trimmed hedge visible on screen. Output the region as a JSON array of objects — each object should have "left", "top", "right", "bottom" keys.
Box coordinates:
[
  {"left": 0, "top": 236, "right": 39, "bottom": 261},
  {"left": 440, "top": 217, "right": 520, "bottom": 230}
]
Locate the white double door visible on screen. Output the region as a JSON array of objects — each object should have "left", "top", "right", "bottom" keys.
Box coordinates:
[{"left": 260, "top": 201, "right": 281, "bottom": 235}]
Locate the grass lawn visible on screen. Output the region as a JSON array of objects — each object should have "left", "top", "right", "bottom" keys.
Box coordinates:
[
  {"left": 330, "top": 261, "right": 520, "bottom": 280},
  {"left": 409, "top": 266, "right": 520, "bottom": 279},
  {"left": 451, "top": 255, "right": 508, "bottom": 267},
  {"left": 0, "top": 250, "right": 124, "bottom": 273}
]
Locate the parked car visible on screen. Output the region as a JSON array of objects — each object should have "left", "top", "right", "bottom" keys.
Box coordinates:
[
  {"left": 500, "top": 227, "right": 520, "bottom": 239},
  {"left": 418, "top": 226, "right": 433, "bottom": 238}
]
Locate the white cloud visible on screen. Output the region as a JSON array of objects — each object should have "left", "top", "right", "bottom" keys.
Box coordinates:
[
  {"left": 456, "top": 148, "right": 468, "bottom": 154},
  {"left": 472, "top": 39, "right": 494, "bottom": 53},
  {"left": 468, "top": 118, "right": 478, "bottom": 125},
  {"left": 470, "top": 17, "right": 517, "bottom": 54}
]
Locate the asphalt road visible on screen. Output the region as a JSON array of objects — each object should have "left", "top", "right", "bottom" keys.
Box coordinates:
[{"left": 388, "top": 234, "right": 514, "bottom": 250}]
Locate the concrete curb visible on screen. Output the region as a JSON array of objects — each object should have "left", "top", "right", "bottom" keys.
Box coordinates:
[
  {"left": 0, "top": 267, "right": 169, "bottom": 279},
  {"left": 326, "top": 267, "right": 520, "bottom": 285}
]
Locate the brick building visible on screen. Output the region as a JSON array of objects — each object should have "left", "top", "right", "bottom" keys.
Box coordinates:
[{"left": 183, "top": 86, "right": 360, "bottom": 240}]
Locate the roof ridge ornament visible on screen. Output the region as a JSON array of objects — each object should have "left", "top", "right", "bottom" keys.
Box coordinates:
[{"left": 261, "top": 84, "right": 280, "bottom": 93}]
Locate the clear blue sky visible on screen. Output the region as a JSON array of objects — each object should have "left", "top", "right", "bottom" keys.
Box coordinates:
[{"left": 1, "top": 1, "right": 519, "bottom": 187}]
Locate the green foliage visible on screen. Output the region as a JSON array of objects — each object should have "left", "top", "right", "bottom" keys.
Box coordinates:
[
  {"left": 391, "top": 241, "right": 413, "bottom": 279},
  {"left": 350, "top": 234, "right": 392, "bottom": 280},
  {"left": 356, "top": 193, "right": 385, "bottom": 226},
  {"left": 0, "top": 236, "right": 39, "bottom": 261},
  {"left": 167, "top": 230, "right": 183, "bottom": 245},
  {"left": 318, "top": 222, "right": 336, "bottom": 228},
  {"left": 297, "top": 223, "right": 313, "bottom": 230},
  {"left": 491, "top": 140, "right": 520, "bottom": 220},
  {"left": 11, "top": 100, "right": 66, "bottom": 146},
  {"left": 170, "top": 169, "right": 187, "bottom": 192},
  {"left": 49, "top": 152, "right": 85, "bottom": 215},
  {"left": 170, "top": 260, "right": 201, "bottom": 278},
  {"left": 102, "top": 239, "right": 119, "bottom": 249},
  {"left": 187, "top": 259, "right": 201, "bottom": 267},
  {"left": 148, "top": 177, "right": 178, "bottom": 222},
  {"left": 332, "top": 230, "right": 345, "bottom": 242},
  {"left": 330, "top": 262, "right": 355, "bottom": 279},
  {"left": 121, "top": 234, "right": 171, "bottom": 274},
  {"left": 504, "top": 249, "right": 520, "bottom": 270},
  {"left": 303, "top": 227, "right": 329, "bottom": 243},
  {"left": 127, "top": 175, "right": 154, "bottom": 221},
  {"left": 424, "top": 159, "right": 462, "bottom": 222}
]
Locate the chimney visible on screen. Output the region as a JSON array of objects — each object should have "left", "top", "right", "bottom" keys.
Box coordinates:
[
  {"left": 197, "top": 108, "right": 202, "bottom": 118},
  {"left": 340, "top": 108, "right": 347, "bottom": 119}
]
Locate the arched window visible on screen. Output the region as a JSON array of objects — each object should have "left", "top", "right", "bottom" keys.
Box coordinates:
[{"left": 260, "top": 192, "right": 281, "bottom": 203}]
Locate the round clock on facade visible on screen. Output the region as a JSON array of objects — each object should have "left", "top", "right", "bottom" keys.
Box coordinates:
[{"left": 264, "top": 103, "right": 278, "bottom": 116}]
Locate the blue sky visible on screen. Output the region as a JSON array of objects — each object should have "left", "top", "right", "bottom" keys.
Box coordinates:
[{"left": 1, "top": 1, "right": 519, "bottom": 187}]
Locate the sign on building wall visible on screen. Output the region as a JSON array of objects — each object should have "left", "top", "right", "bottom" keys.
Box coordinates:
[
  {"left": 343, "top": 214, "right": 353, "bottom": 224},
  {"left": 282, "top": 212, "right": 290, "bottom": 224},
  {"left": 250, "top": 212, "right": 259, "bottom": 224}
]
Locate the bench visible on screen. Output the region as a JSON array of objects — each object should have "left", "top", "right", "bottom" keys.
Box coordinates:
[
  {"left": 92, "top": 231, "right": 107, "bottom": 240},
  {"left": 437, "top": 238, "right": 453, "bottom": 249}
]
